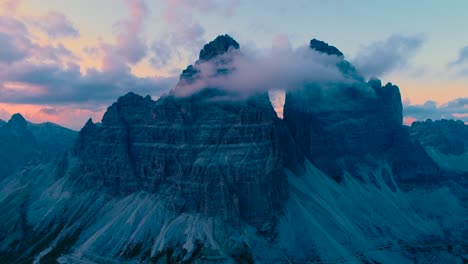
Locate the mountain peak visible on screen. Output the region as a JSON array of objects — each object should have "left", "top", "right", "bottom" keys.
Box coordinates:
[
  {"left": 199, "top": 34, "right": 240, "bottom": 61},
  {"left": 310, "top": 39, "right": 344, "bottom": 57},
  {"left": 8, "top": 113, "right": 27, "bottom": 129}
]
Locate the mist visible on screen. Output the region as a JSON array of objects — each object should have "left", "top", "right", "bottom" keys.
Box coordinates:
[{"left": 174, "top": 44, "right": 353, "bottom": 97}]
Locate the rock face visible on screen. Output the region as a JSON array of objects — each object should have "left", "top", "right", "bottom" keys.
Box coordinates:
[
  {"left": 0, "top": 114, "right": 77, "bottom": 179},
  {"left": 73, "top": 36, "right": 286, "bottom": 227},
  {"left": 283, "top": 43, "right": 439, "bottom": 182}
]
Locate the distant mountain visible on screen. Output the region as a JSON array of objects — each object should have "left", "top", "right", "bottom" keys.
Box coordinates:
[
  {"left": 0, "top": 113, "right": 77, "bottom": 178},
  {"left": 0, "top": 36, "right": 466, "bottom": 264},
  {"left": 410, "top": 119, "right": 468, "bottom": 172}
]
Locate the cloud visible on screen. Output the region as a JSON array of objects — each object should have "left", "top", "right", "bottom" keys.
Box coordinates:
[
  {"left": 403, "top": 98, "right": 468, "bottom": 123},
  {"left": 0, "top": 16, "right": 76, "bottom": 64},
  {"left": 450, "top": 45, "right": 468, "bottom": 66},
  {"left": 352, "top": 34, "right": 425, "bottom": 78},
  {"left": 0, "top": 61, "right": 176, "bottom": 105},
  {"left": 30, "top": 11, "right": 79, "bottom": 38},
  {"left": 0, "top": 107, "right": 9, "bottom": 120},
  {"left": 174, "top": 44, "right": 349, "bottom": 97},
  {"left": 149, "top": 0, "right": 240, "bottom": 69},
  {"left": 39, "top": 107, "right": 58, "bottom": 115},
  {"left": 111, "top": 0, "right": 149, "bottom": 64},
  {"left": 0, "top": 16, "right": 33, "bottom": 63},
  {"left": 1, "top": 0, "right": 23, "bottom": 13}
]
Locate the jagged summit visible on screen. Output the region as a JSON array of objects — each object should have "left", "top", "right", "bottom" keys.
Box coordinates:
[
  {"left": 310, "top": 39, "right": 344, "bottom": 57},
  {"left": 176, "top": 34, "right": 242, "bottom": 96},
  {"left": 199, "top": 34, "right": 240, "bottom": 61}
]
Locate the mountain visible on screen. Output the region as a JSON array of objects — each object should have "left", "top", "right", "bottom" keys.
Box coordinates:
[
  {"left": 0, "top": 113, "right": 77, "bottom": 179},
  {"left": 0, "top": 36, "right": 466, "bottom": 264},
  {"left": 410, "top": 119, "right": 468, "bottom": 172},
  {"left": 284, "top": 40, "right": 439, "bottom": 184}
]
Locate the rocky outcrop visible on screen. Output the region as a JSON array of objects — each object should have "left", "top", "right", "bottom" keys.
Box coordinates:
[
  {"left": 283, "top": 41, "right": 439, "bottom": 183},
  {"left": 73, "top": 36, "right": 286, "bottom": 227}
]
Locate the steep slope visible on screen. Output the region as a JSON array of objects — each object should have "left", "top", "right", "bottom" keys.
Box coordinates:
[
  {"left": 410, "top": 119, "right": 468, "bottom": 172},
  {"left": 0, "top": 114, "right": 77, "bottom": 179}
]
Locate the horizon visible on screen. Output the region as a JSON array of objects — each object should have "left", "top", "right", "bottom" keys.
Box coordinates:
[{"left": 0, "top": 0, "right": 467, "bottom": 129}]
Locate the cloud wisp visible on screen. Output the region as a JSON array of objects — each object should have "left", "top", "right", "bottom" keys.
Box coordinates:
[
  {"left": 174, "top": 44, "right": 349, "bottom": 97},
  {"left": 352, "top": 34, "right": 425, "bottom": 78}
]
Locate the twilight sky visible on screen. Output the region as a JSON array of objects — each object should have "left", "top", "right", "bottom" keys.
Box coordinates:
[{"left": 0, "top": 0, "right": 467, "bottom": 129}]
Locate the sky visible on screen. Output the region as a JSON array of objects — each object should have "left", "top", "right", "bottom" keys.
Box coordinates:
[{"left": 0, "top": 0, "right": 467, "bottom": 129}]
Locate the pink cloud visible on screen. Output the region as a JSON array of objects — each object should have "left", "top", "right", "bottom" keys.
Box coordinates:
[{"left": 113, "top": 0, "right": 149, "bottom": 64}]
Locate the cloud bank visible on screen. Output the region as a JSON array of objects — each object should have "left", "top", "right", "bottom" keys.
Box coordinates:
[{"left": 0, "top": 3, "right": 176, "bottom": 129}]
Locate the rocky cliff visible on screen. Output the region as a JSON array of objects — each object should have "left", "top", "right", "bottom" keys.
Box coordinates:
[{"left": 73, "top": 35, "right": 286, "bottom": 227}]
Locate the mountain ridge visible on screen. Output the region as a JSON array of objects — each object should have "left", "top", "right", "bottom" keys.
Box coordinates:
[{"left": 0, "top": 35, "right": 466, "bottom": 264}]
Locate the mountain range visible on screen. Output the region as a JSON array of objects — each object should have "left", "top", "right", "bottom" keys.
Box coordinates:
[
  {"left": 0, "top": 35, "right": 466, "bottom": 264},
  {"left": 0, "top": 113, "right": 77, "bottom": 179}
]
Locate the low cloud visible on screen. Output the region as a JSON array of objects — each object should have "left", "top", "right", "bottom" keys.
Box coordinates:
[
  {"left": 352, "top": 34, "right": 425, "bottom": 78},
  {"left": 404, "top": 98, "right": 468, "bottom": 123},
  {"left": 174, "top": 45, "right": 349, "bottom": 96}
]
